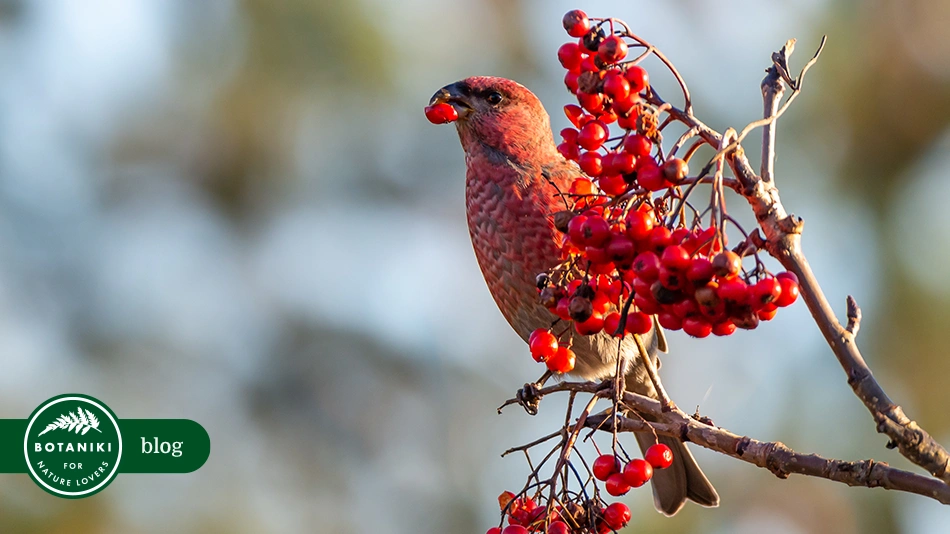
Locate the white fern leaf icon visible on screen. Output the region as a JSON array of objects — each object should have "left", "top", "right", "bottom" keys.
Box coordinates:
[{"left": 36, "top": 406, "right": 103, "bottom": 437}]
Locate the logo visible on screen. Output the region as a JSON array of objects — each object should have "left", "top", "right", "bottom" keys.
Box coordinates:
[
  {"left": 0, "top": 394, "right": 210, "bottom": 498},
  {"left": 25, "top": 394, "right": 122, "bottom": 498}
]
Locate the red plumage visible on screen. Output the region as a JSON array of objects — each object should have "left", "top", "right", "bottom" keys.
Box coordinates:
[{"left": 430, "top": 76, "right": 718, "bottom": 515}]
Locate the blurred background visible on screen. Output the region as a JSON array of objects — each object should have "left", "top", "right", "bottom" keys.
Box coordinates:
[{"left": 0, "top": 0, "right": 948, "bottom": 532}]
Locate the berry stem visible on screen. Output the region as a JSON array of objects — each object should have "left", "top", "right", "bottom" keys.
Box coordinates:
[{"left": 632, "top": 333, "right": 674, "bottom": 411}]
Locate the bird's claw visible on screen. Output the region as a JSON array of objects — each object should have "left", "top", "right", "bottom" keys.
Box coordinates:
[{"left": 516, "top": 382, "right": 543, "bottom": 416}]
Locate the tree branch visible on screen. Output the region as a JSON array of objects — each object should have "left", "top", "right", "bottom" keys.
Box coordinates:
[
  {"left": 760, "top": 40, "right": 789, "bottom": 182},
  {"left": 641, "top": 36, "right": 950, "bottom": 487},
  {"left": 500, "top": 381, "right": 950, "bottom": 505},
  {"left": 713, "top": 40, "right": 950, "bottom": 485}
]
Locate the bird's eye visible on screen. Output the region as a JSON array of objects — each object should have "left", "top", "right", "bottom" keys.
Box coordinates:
[{"left": 486, "top": 91, "right": 504, "bottom": 105}]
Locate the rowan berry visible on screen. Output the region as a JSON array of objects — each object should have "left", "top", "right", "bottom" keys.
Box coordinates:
[
  {"left": 645, "top": 443, "right": 674, "bottom": 469},
  {"left": 424, "top": 103, "right": 458, "bottom": 124},
  {"left": 623, "top": 458, "right": 653, "bottom": 487}
]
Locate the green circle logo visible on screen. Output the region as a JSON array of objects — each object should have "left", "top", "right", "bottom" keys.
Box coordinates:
[{"left": 24, "top": 394, "right": 122, "bottom": 498}]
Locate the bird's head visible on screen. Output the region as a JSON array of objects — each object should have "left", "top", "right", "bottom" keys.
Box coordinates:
[{"left": 429, "top": 76, "right": 557, "bottom": 162}]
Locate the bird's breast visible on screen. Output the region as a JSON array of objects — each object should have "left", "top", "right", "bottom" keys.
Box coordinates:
[{"left": 465, "top": 164, "right": 564, "bottom": 340}]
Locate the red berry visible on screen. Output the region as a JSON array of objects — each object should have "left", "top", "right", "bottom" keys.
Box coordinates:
[
  {"left": 547, "top": 521, "right": 570, "bottom": 534},
  {"left": 750, "top": 277, "right": 781, "bottom": 309},
  {"left": 712, "top": 251, "right": 742, "bottom": 278},
  {"left": 564, "top": 71, "right": 580, "bottom": 94},
  {"left": 625, "top": 311, "right": 653, "bottom": 335},
  {"left": 662, "top": 158, "right": 689, "bottom": 183},
  {"left": 603, "top": 502, "right": 631, "bottom": 530},
  {"left": 558, "top": 42, "right": 583, "bottom": 71},
  {"left": 600, "top": 152, "right": 619, "bottom": 176},
  {"left": 568, "top": 214, "right": 589, "bottom": 246},
  {"left": 597, "top": 275, "right": 622, "bottom": 301},
  {"left": 555, "top": 298, "right": 571, "bottom": 320},
  {"left": 528, "top": 329, "right": 558, "bottom": 362},
  {"left": 598, "top": 174, "right": 627, "bottom": 196},
  {"left": 557, "top": 142, "right": 579, "bottom": 161},
  {"left": 575, "top": 312, "right": 604, "bottom": 335},
  {"left": 424, "top": 103, "right": 458, "bottom": 124},
  {"left": 661, "top": 244, "right": 691, "bottom": 272},
  {"left": 603, "top": 72, "right": 630, "bottom": 101},
  {"left": 623, "top": 458, "right": 654, "bottom": 487},
  {"left": 502, "top": 526, "right": 528, "bottom": 534},
  {"left": 648, "top": 226, "right": 673, "bottom": 252},
  {"left": 580, "top": 216, "right": 611, "bottom": 247},
  {"left": 592, "top": 454, "right": 621, "bottom": 481},
  {"left": 613, "top": 93, "right": 640, "bottom": 117},
  {"left": 630, "top": 275, "right": 652, "bottom": 296},
  {"left": 683, "top": 317, "right": 712, "bottom": 338},
  {"left": 670, "top": 227, "right": 690, "bottom": 245},
  {"left": 605, "top": 472, "right": 631, "bottom": 496},
  {"left": 560, "top": 128, "right": 578, "bottom": 144},
  {"left": 487, "top": 528, "right": 502, "bottom": 534},
  {"left": 564, "top": 104, "right": 585, "bottom": 128},
  {"left": 732, "top": 312, "right": 760, "bottom": 330},
  {"left": 718, "top": 279, "right": 749, "bottom": 306},
  {"left": 592, "top": 289, "right": 612, "bottom": 315},
  {"left": 598, "top": 35, "right": 628, "bottom": 63},
  {"left": 625, "top": 210, "right": 655, "bottom": 241},
  {"left": 585, "top": 245, "right": 610, "bottom": 265},
  {"left": 580, "top": 54, "right": 599, "bottom": 73},
  {"left": 578, "top": 92, "right": 605, "bottom": 114},
  {"left": 606, "top": 235, "right": 636, "bottom": 265},
  {"left": 713, "top": 320, "right": 737, "bottom": 336},
  {"left": 671, "top": 297, "right": 699, "bottom": 318},
  {"left": 577, "top": 121, "right": 608, "bottom": 150},
  {"left": 776, "top": 271, "right": 800, "bottom": 285},
  {"left": 546, "top": 346, "right": 576, "bottom": 373},
  {"left": 657, "top": 312, "right": 682, "bottom": 331},
  {"left": 599, "top": 108, "right": 618, "bottom": 124},
  {"left": 613, "top": 152, "right": 636, "bottom": 174},
  {"left": 632, "top": 251, "right": 661, "bottom": 282},
  {"left": 625, "top": 65, "right": 649, "bottom": 93},
  {"left": 562, "top": 9, "right": 590, "bottom": 38},
  {"left": 637, "top": 165, "right": 666, "bottom": 191},
  {"left": 758, "top": 303, "right": 778, "bottom": 321},
  {"left": 645, "top": 443, "right": 674, "bottom": 469},
  {"left": 604, "top": 312, "right": 622, "bottom": 337},
  {"left": 578, "top": 151, "right": 604, "bottom": 177},
  {"left": 659, "top": 264, "right": 685, "bottom": 291},
  {"left": 775, "top": 276, "right": 800, "bottom": 307},
  {"left": 634, "top": 293, "right": 661, "bottom": 315},
  {"left": 570, "top": 177, "right": 594, "bottom": 196},
  {"left": 687, "top": 257, "right": 715, "bottom": 284},
  {"left": 623, "top": 134, "right": 652, "bottom": 157}
]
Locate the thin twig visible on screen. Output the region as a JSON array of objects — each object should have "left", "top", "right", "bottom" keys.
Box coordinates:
[{"left": 632, "top": 333, "right": 673, "bottom": 411}]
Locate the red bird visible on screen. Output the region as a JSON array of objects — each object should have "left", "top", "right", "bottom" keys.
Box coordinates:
[{"left": 429, "top": 76, "right": 718, "bottom": 515}]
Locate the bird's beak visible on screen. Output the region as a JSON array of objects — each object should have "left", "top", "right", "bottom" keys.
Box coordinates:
[{"left": 429, "top": 82, "right": 474, "bottom": 121}]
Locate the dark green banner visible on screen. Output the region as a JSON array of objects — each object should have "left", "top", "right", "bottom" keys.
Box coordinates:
[
  {"left": 0, "top": 419, "right": 210, "bottom": 474},
  {"left": 1, "top": 394, "right": 210, "bottom": 498}
]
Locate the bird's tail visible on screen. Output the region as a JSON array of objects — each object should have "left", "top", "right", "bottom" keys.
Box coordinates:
[{"left": 634, "top": 429, "right": 719, "bottom": 516}]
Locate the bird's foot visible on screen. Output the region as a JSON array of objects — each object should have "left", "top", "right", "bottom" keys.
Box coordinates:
[
  {"left": 515, "top": 371, "right": 552, "bottom": 416},
  {"left": 516, "top": 382, "right": 542, "bottom": 415}
]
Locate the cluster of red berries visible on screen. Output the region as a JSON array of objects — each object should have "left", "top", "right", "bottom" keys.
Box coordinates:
[
  {"left": 555, "top": 10, "right": 684, "bottom": 195},
  {"left": 592, "top": 444, "right": 673, "bottom": 498},
  {"left": 487, "top": 493, "right": 629, "bottom": 534},
  {"left": 486, "top": 444, "right": 673, "bottom": 533},
  {"left": 526, "top": 9, "right": 801, "bottom": 374},
  {"left": 536, "top": 207, "right": 800, "bottom": 341}
]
